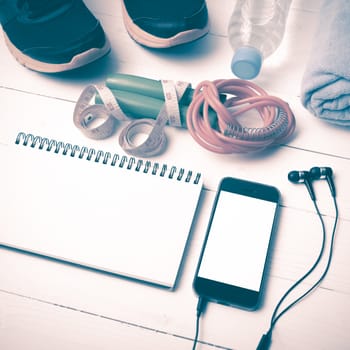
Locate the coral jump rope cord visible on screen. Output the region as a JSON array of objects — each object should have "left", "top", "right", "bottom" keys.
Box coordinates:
[{"left": 186, "top": 79, "right": 296, "bottom": 154}]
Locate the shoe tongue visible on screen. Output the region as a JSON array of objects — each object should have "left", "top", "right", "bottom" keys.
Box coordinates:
[{"left": 19, "top": 0, "right": 71, "bottom": 19}]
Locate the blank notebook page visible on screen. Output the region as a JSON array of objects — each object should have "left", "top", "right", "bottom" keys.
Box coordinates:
[{"left": 0, "top": 132, "right": 203, "bottom": 288}]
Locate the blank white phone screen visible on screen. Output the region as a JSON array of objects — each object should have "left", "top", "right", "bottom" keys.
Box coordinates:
[{"left": 198, "top": 190, "right": 277, "bottom": 292}]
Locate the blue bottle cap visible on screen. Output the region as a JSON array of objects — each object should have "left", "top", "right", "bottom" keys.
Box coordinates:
[{"left": 231, "top": 46, "right": 262, "bottom": 80}]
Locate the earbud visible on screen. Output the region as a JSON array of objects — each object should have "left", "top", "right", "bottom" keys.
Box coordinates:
[
  {"left": 310, "top": 166, "right": 336, "bottom": 197},
  {"left": 288, "top": 170, "right": 316, "bottom": 201}
]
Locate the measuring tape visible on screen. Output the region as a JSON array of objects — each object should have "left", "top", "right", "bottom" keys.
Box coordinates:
[{"left": 73, "top": 80, "right": 189, "bottom": 157}]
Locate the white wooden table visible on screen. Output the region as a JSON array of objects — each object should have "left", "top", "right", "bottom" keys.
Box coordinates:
[{"left": 1, "top": 1, "right": 349, "bottom": 349}]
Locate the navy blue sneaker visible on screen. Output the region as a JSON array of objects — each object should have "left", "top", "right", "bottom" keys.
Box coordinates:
[
  {"left": 0, "top": 0, "right": 110, "bottom": 72},
  {"left": 121, "top": 0, "right": 209, "bottom": 48}
]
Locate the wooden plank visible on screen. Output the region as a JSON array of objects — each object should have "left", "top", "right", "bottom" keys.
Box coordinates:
[{"left": 1, "top": 1, "right": 349, "bottom": 350}]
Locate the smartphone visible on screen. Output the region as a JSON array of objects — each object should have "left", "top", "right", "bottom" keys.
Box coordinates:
[{"left": 193, "top": 177, "right": 280, "bottom": 310}]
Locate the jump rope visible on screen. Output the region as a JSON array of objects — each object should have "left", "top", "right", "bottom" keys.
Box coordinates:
[{"left": 73, "top": 74, "right": 296, "bottom": 156}]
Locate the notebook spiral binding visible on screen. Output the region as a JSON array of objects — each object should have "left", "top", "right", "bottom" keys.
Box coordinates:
[{"left": 15, "top": 132, "right": 202, "bottom": 184}]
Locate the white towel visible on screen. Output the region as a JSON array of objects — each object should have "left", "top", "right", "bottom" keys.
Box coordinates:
[{"left": 301, "top": 0, "right": 350, "bottom": 126}]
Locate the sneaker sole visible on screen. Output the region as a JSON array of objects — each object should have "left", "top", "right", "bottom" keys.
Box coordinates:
[
  {"left": 121, "top": 1, "right": 209, "bottom": 48},
  {"left": 2, "top": 30, "right": 111, "bottom": 73}
]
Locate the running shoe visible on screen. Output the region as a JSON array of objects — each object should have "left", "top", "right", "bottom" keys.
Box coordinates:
[
  {"left": 0, "top": 0, "right": 110, "bottom": 73},
  {"left": 121, "top": 0, "right": 209, "bottom": 48}
]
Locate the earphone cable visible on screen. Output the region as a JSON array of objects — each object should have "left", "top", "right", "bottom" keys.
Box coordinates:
[
  {"left": 274, "top": 195, "right": 339, "bottom": 323},
  {"left": 258, "top": 200, "right": 325, "bottom": 348},
  {"left": 192, "top": 297, "right": 207, "bottom": 350},
  {"left": 269, "top": 200, "right": 326, "bottom": 327},
  {"left": 192, "top": 310, "right": 201, "bottom": 350},
  {"left": 258, "top": 196, "right": 339, "bottom": 349}
]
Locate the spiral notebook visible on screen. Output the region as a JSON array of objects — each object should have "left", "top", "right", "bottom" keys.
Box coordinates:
[{"left": 0, "top": 132, "right": 203, "bottom": 288}]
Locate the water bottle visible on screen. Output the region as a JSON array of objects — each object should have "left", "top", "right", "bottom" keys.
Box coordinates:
[{"left": 228, "top": 0, "right": 292, "bottom": 79}]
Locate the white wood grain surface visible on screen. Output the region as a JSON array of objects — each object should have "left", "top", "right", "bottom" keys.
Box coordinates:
[{"left": 1, "top": 1, "right": 349, "bottom": 349}]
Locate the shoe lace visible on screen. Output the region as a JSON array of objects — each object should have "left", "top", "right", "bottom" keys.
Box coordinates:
[{"left": 17, "top": 0, "right": 71, "bottom": 19}]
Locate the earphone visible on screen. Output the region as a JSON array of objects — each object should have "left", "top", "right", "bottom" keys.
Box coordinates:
[
  {"left": 288, "top": 166, "right": 336, "bottom": 200},
  {"left": 257, "top": 166, "right": 339, "bottom": 350},
  {"left": 310, "top": 166, "right": 336, "bottom": 197},
  {"left": 287, "top": 170, "right": 316, "bottom": 200}
]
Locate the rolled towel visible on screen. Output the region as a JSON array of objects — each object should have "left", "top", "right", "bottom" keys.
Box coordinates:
[{"left": 301, "top": 0, "right": 350, "bottom": 126}]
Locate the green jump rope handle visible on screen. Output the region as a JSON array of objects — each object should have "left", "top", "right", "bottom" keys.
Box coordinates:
[
  {"left": 105, "top": 73, "right": 194, "bottom": 105},
  {"left": 95, "top": 89, "right": 218, "bottom": 128},
  {"left": 96, "top": 73, "right": 226, "bottom": 128}
]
